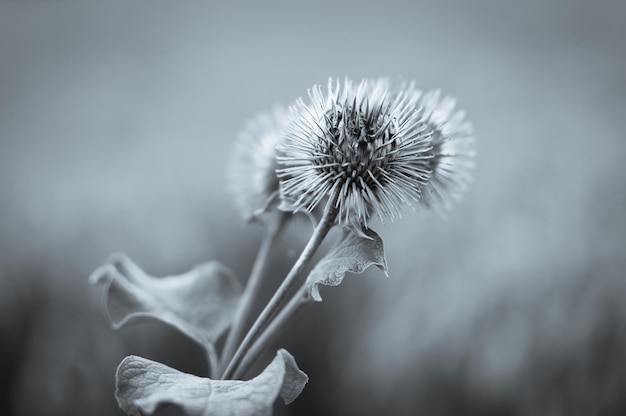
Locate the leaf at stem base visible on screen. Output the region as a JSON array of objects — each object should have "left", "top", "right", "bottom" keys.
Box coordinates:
[
  {"left": 89, "top": 253, "right": 242, "bottom": 356},
  {"left": 116, "top": 348, "right": 307, "bottom": 416}
]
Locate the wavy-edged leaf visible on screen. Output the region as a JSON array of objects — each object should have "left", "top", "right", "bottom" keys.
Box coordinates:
[
  {"left": 116, "top": 348, "right": 308, "bottom": 416},
  {"left": 306, "top": 227, "right": 388, "bottom": 302},
  {"left": 89, "top": 253, "right": 242, "bottom": 353}
]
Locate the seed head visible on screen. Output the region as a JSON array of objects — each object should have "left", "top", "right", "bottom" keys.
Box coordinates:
[
  {"left": 228, "top": 106, "right": 287, "bottom": 221},
  {"left": 277, "top": 78, "right": 474, "bottom": 227},
  {"left": 418, "top": 90, "right": 476, "bottom": 210}
]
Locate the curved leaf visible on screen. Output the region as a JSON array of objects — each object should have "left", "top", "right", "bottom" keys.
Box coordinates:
[
  {"left": 89, "top": 253, "right": 242, "bottom": 352},
  {"left": 116, "top": 349, "right": 308, "bottom": 416},
  {"left": 306, "top": 227, "right": 388, "bottom": 301}
]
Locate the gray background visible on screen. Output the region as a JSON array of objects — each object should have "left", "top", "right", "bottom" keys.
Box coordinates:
[{"left": 1, "top": 1, "right": 625, "bottom": 415}]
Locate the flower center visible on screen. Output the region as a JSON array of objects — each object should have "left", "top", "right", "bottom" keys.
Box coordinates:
[{"left": 317, "top": 105, "right": 398, "bottom": 190}]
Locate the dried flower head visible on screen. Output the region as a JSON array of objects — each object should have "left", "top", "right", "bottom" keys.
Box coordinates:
[
  {"left": 277, "top": 78, "right": 475, "bottom": 227},
  {"left": 418, "top": 90, "right": 476, "bottom": 210},
  {"left": 228, "top": 106, "right": 287, "bottom": 221}
]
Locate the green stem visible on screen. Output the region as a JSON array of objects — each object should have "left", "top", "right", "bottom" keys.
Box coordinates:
[
  {"left": 220, "top": 213, "right": 287, "bottom": 371},
  {"left": 221, "top": 193, "right": 339, "bottom": 379}
]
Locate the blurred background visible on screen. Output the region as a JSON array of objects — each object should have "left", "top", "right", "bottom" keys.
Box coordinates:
[{"left": 1, "top": 0, "right": 625, "bottom": 415}]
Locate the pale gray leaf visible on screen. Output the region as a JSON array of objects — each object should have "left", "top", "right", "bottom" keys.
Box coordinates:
[
  {"left": 307, "top": 227, "right": 388, "bottom": 302},
  {"left": 89, "top": 253, "right": 242, "bottom": 351},
  {"left": 116, "top": 349, "right": 308, "bottom": 416}
]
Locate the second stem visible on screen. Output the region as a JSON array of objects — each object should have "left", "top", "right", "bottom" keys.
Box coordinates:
[{"left": 221, "top": 194, "right": 338, "bottom": 379}]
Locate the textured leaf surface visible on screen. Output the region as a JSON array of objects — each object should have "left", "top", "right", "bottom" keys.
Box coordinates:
[
  {"left": 89, "top": 253, "right": 242, "bottom": 351},
  {"left": 116, "top": 349, "right": 308, "bottom": 416},
  {"left": 307, "top": 228, "right": 388, "bottom": 301}
]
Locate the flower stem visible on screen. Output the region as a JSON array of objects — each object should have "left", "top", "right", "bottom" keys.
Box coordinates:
[
  {"left": 232, "top": 228, "right": 352, "bottom": 378},
  {"left": 221, "top": 193, "right": 339, "bottom": 380},
  {"left": 207, "top": 344, "right": 220, "bottom": 379},
  {"left": 220, "top": 212, "right": 287, "bottom": 371},
  {"left": 233, "top": 284, "right": 310, "bottom": 379}
]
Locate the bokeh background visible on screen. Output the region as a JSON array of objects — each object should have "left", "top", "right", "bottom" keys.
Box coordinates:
[{"left": 1, "top": 1, "right": 625, "bottom": 415}]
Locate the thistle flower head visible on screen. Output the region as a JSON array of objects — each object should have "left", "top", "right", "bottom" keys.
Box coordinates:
[
  {"left": 418, "top": 90, "right": 476, "bottom": 210},
  {"left": 276, "top": 78, "right": 475, "bottom": 228},
  {"left": 228, "top": 106, "right": 287, "bottom": 221}
]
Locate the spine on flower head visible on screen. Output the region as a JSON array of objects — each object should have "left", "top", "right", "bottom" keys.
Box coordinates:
[
  {"left": 228, "top": 106, "right": 288, "bottom": 222},
  {"left": 276, "top": 78, "right": 475, "bottom": 229}
]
